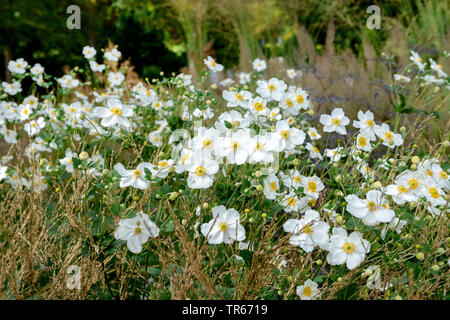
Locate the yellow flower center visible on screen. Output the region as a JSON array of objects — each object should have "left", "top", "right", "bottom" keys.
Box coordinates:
[
  {"left": 296, "top": 94, "right": 304, "bottom": 104},
  {"left": 303, "top": 226, "right": 313, "bottom": 235},
  {"left": 429, "top": 187, "right": 439, "bottom": 199},
  {"left": 310, "top": 131, "right": 316, "bottom": 137},
  {"left": 195, "top": 166, "right": 206, "bottom": 176},
  {"left": 303, "top": 286, "right": 312, "bottom": 297},
  {"left": 135, "top": 227, "right": 142, "bottom": 234},
  {"left": 133, "top": 169, "right": 142, "bottom": 178},
  {"left": 230, "top": 121, "right": 240, "bottom": 128},
  {"left": 331, "top": 118, "right": 341, "bottom": 126},
  {"left": 312, "top": 146, "right": 320, "bottom": 153},
  {"left": 211, "top": 60, "right": 217, "bottom": 67},
  {"left": 426, "top": 169, "right": 433, "bottom": 177},
  {"left": 111, "top": 107, "right": 123, "bottom": 116},
  {"left": 256, "top": 142, "right": 263, "bottom": 150},
  {"left": 286, "top": 99, "right": 293, "bottom": 107},
  {"left": 158, "top": 161, "right": 168, "bottom": 167},
  {"left": 293, "top": 176, "right": 302, "bottom": 183},
  {"left": 268, "top": 83, "right": 276, "bottom": 91},
  {"left": 408, "top": 179, "right": 419, "bottom": 189},
  {"left": 231, "top": 141, "right": 239, "bottom": 150},
  {"left": 307, "top": 181, "right": 317, "bottom": 193},
  {"left": 280, "top": 130, "right": 290, "bottom": 139},
  {"left": 384, "top": 131, "right": 393, "bottom": 141},
  {"left": 254, "top": 102, "right": 264, "bottom": 111},
  {"left": 235, "top": 93, "right": 244, "bottom": 101},
  {"left": 367, "top": 200, "right": 377, "bottom": 211},
  {"left": 439, "top": 171, "right": 448, "bottom": 179},
  {"left": 366, "top": 119, "right": 375, "bottom": 127},
  {"left": 270, "top": 181, "right": 278, "bottom": 191},
  {"left": 342, "top": 242, "right": 355, "bottom": 254},
  {"left": 397, "top": 185, "right": 408, "bottom": 193},
  {"left": 358, "top": 136, "right": 367, "bottom": 147},
  {"left": 203, "top": 139, "right": 212, "bottom": 147},
  {"left": 218, "top": 222, "right": 228, "bottom": 231},
  {"left": 287, "top": 198, "right": 297, "bottom": 206}
]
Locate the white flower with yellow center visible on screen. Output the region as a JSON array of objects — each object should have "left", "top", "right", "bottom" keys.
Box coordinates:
[
  {"left": 59, "top": 149, "right": 78, "bottom": 173},
  {"left": 200, "top": 205, "right": 245, "bottom": 244},
  {"left": 286, "top": 69, "right": 297, "bottom": 79},
  {"left": 191, "top": 127, "right": 219, "bottom": 158},
  {"left": 252, "top": 58, "right": 267, "bottom": 72},
  {"left": 216, "top": 129, "right": 251, "bottom": 165},
  {"left": 150, "top": 159, "right": 174, "bottom": 179},
  {"left": 82, "top": 46, "right": 96, "bottom": 59},
  {"left": 24, "top": 117, "right": 45, "bottom": 136},
  {"left": 2, "top": 81, "right": 22, "bottom": 95},
  {"left": 424, "top": 183, "right": 446, "bottom": 207},
  {"left": 114, "top": 212, "right": 159, "bottom": 254},
  {"left": 222, "top": 90, "right": 251, "bottom": 108},
  {"left": 107, "top": 71, "right": 125, "bottom": 87},
  {"left": 283, "top": 210, "right": 329, "bottom": 252},
  {"left": 247, "top": 134, "right": 275, "bottom": 163},
  {"left": 345, "top": 190, "right": 395, "bottom": 226},
  {"left": 374, "top": 123, "right": 403, "bottom": 149},
  {"left": 263, "top": 174, "right": 280, "bottom": 200},
  {"left": 319, "top": 107, "right": 350, "bottom": 135},
  {"left": 410, "top": 50, "right": 425, "bottom": 71},
  {"left": 296, "top": 279, "right": 320, "bottom": 300},
  {"left": 417, "top": 160, "right": 449, "bottom": 191},
  {"left": 271, "top": 120, "right": 305, "bottom": 152},
  {"left": 104, "top": 48, "right": 121, "bottom": 62},
  {"left": 148, "top": 130, "right": 163, "bottom": 147},
  {"left": 114, "top": 162, "right": 153, "bottom": 190},
  {"left": 215, "top": 110, "right": 250, "bottom": 133},
  {"left": 352, "top": 110, "right": 377, "bottom": 141},
  {"left": 325, "top": 147, "right": 344, "bottom": 162},
  {"left": 93, "top": 98, "right": 133, "bottom": 128},
  {"left": 187, "top": 158, "right": 219, "bottom": 189},
  {"left": 203, "top": 56, "right": 224, "bottom": 72},
  {"left": 8, "top": 58, "right": 28, "bottom": 74},
  {"left": 307, "top": 127, "right": 321, "bottom": 140},
  {"left": 327, "top": 227, "right": 370, "bottom": 270},
  {"left": 280, "top": 191, "right": 309, "bottom": 212},
  {"left": 305, "top": 143, "right": 323, "bottom": 160},
  {"left": 429, "top": 58, "right": 448, "bottom": 78},
  {"left": 385, "top": 180, "right": 418, "bottom": 205},
  {"left": 280, "top": 169, "right": 304, "bottom": 189},
  {"left": 301, "top": 175, "right": 324, "bottom": 199},
  {"left": 355, "top": 133, "right": 372, "bottom": 152},
  {"left": 57, "top": 74, "right": 80, "bottom": 89},
  {"left": 256, "top": 78, "right": 287, "bottom": 102},
  {"left": 238, "top": 72, "right": 251, "bottom": 84}
]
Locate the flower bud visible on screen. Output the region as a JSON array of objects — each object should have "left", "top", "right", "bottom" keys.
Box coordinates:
[
  {"left": 411, "top": 156, "right": 420, "bottom": 164},
  {"left": 79, "top": 151, "right": 89, "bottom": 161},
  {"left": 416, "top": 252, "right": 424, "bottom": 261},
  {"left": 373, "top": 181, "right": 382, "bottom": 189}
]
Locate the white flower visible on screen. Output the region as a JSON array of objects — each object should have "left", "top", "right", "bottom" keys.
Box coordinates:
[
  {"left": 355, "top": 133, "right": 372, "bottom": 152},
  {"left": 345, "top": 190, "right": 395, "bottom": 226},
  {"left": 283, "top": 210, "right": 329, "bottom": 252},
  {"left": 325, "top": 147, "right": 343, "bottom": 162},
  {"left": 24, "top": 117, "right": 45, "bottom": 136},
  {"left": 271, "top": 120, "right": 305, "bottom": 152},
  {"left": 150, "top": 159, "right": 174, "bottom": 179},
  {"left": 393, "top": 74, "right": 411, "bottom": 83},
  {"left": 89, "top": 61, "right": 105, "bottom": 72},
  {"left": 301, "top": 175, "right": 324, "bottom": 199},
  {"left": 252, "top": 58, "right": 267, "bottom": 72},
  {"left": 114, "top": 212, "right": 159, "bottom": 254},
  {"left": 381, "top": 217, "right": 407, "bottom": 240},
  {"left": 281, "top": 192, "right": 309, "bottom": 212},
  {"left": 364, "top": 265, "right": 392, "bottom": 291},
  {"left": 429, "top": 58, "right": 448, "bottom": 78},
  {"left": 93, "top": 98, "right": 133, "bottom": 128},
  {"left": 187, "top": 158, "right": 219, "bottom": 189},
  {"left": 200, "top": 205, "right": 245, "bottom": 244},
  {"left": 2, "top": 81, "right": 22, "bottom": 95},
  {"left": 203, "top": 56, "right": 224, "bottom": 72},
  {"left": 319, "top": 108, "right": 350, "bottom": 135},
  {"left": 148, "top": 130, "right": 163, "bottom": 147},
  {"left": 222, "top": 90, "right": 251, "bottom": 108},
  {"left": 82, "top": 46, "right": 97, "bottom": 59},
  {"left": 108, "top": 72, "right": 125, "bottom": 86},
  {"left": 307, "top": 127, "right": 321, "bottom": 140},
  {"left": 8, "top": 58, "right": 28, "bottom": 74},
  {"left": 215, "top": 129, "right": 251, "bottom": 165},
  {"left": 327, "top": 227, "right": 370, "bottom": 270},
  {"left": 263, "top": 174, "right": 280, "bottom": 200},
  {"left": 296, "top": 279, "right": 320, "bottom": 300},
  {"left": 30, "top": 63, "right": 44, "bottom": 76},
  {"left": 353, "top": 110, "right": 377, "bottom": 141},
  {"left": 374, "top": 123, "right": 403, "bottom": 148},
  {"left": 57, "top": 75, "right": 79, "bottom": 89},
  {"left": 410, "top": 50, "right": 425, "bottom": 71},
  {"left": 256, "top": 78, "right": 287, "bottom": 102},
  {"left": 247, "top": 134, "right": 275, "bottom": 163},
  {"left": 305, "top": 143, "right": 323, "bottom": 160},
  {"left": 114, "top": 162, "right": 153, "bottom": 189},
  {"left": 104, "top": 48, "right": 121, "bottom": 61},
  {"left": 59, "top": 149, "right": 78, "bottom": 173},
  {"left": 286, "top": 69, "right": 297, "bottom": 79},
  {"left": 238, "top": 72, "right": 251, "bottom": 84}
]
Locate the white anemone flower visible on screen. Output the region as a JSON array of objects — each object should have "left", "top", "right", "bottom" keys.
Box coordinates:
[
  {"left": 327, "top": 227, "right": 370, "bottom": 270},
  {"left": 114, "top": 162, "right": 153, "bottom": 189},
  {"left": 200, "top": 205, "right": 245, "bottom": 244}
]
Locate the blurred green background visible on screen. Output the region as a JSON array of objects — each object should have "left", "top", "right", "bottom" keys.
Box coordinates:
[{"left": 0, "top": 0, "right": 448, "bottom": 81}]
